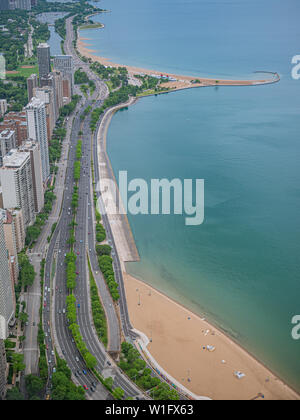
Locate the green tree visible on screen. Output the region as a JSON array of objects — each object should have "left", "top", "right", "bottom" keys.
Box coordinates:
[
  {"left": 5, "top": 387, "right": 24, "bottom": 400},
  {"left": 112, "top": 387, "right": 124, "bottom": 400},
  {"left": 25, "top": 374, "right": 44, "bottom": 398},
  {"left": 12, "top": 353, "right": 26, "bottom": 374}
]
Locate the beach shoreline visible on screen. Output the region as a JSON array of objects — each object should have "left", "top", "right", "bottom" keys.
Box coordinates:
[
  {"left": 95, "top": 99, "right": 300, "bottom": 401},
  {"left": 85, "top": 30, "right": 299, "bottom": 399},
  {"left": 77, "top": 36, "right": 280, "bottom": 92}
]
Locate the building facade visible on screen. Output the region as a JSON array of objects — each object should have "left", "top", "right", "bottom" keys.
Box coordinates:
[
  {"left": 37, "top": 43, "right": 51, "bottom": 80},
  {"left": 10, "top": 209, "right": 25, "bottom": 253},
  {"left": 53, "top": 55, "right": 74, "bottom": 96},
  {"left": 0, "top": 111, "right": 27, "bottom": 147},
  {"left": 27, "top": 74, "right": 38, "bottom": 103},
  {"left": 26, "top": 97, "right": 50, "bottom": 183},
  {"left": 33, "top": 86, "right": 55, "bottom": 140},
  {"left": 1, "top": 208, "right": 19, "bottom": 286},
  {"left": 0, "top": 211, "right": 14, "bottom": 340},
  {"left": 19, "top": 141, "right": 44, "bottom": 213},
  {"left": 0, "top": 130, "right": 16, "bottom": 167},
  {"left": 0, "top": 150, "right": 35, "bottom": 227}
]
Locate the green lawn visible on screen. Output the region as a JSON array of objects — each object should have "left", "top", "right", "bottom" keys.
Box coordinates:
[{"left": 16, "top": 63, "right": 39, "bottom": 78}]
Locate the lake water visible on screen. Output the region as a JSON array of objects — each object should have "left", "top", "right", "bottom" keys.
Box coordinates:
[
  {"left": 37, "top": 12, "right": 66, "bottom": 56},
  {"left": 83, "top": 0, "right": 300, "bottom": 391}
]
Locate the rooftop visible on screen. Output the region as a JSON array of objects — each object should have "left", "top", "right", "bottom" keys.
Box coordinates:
[{"left": 2, "top": 149, "right": 30, "bottom": 168}]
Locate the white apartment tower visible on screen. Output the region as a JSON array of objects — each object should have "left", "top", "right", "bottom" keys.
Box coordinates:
[
  {"left": 34, "top": 86, "right": 56, "bottom": 139},
  {"left": 0, "top": 150, "right": 35, "bottom": 227},
  {"left": 19, "top": 141, "right": 44, "bottom": 213},
  {"left": 26, "top": 97, "right": 50, "bottom": 183}
]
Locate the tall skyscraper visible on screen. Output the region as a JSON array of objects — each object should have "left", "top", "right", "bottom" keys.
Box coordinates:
[
  {"left": 0, "top": 339, "right": 7, "bottom": 400},
  {"left": 26, "top": 97, "right": 50, "bottom": 183},
  {"left": 0, "top": 130, "right": 16, "bottom": 166},
  {"left": 37, "top": 43, "right": 51, "bottom": 80},
  {"left": 34, "top": 86, "right": 55, "bottom": 140},
  {"left": 0, "top": 150, "right": 35, "bottom": 227},
  {"left": 19, "top": 141, "right": 44, "bottom": 213},
  {"left": 0, "top": 210, "right": 14, "bottom": 340},
  {"left": 27, "top": 74, "right": 38, "bottom": 103},
  {"left": 53, "top": 55, "right": 74, "bottom": 95}
]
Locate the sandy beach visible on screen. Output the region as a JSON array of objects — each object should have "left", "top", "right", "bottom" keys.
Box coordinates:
[
  {"left": 88, "top": 32, "right": 299, "bottom": 400},
  {"left": 124, "top": 273, "right": 300, "bottom": 400},
  {"left": 77, "top": 36, "right": 280, "bottom": 91}
]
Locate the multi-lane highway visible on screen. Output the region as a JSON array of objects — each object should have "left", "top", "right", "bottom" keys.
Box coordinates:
[{"left": 39, "top": 16, "right": 146, "bottom": 400}]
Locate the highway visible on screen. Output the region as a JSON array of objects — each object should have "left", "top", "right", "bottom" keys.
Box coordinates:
[{"left": 39, "top": 16, "right": 145, "bottom": 400}]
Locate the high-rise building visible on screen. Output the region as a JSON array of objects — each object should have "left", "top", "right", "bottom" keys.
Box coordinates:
[
  {"left": 0, "top": 100, "right": 7, "bottom": 117},
  {"left": 0, "top": 130, "right": 16, "bottom": 166},
  {"left": 1, "top": 208, "right": 19, "bottom": 286},
  {"left": 37, "top": 43, "right": 51, "bottom": 80},
  {"left": 10, "top": 209, "right": 25, "bottom": 253},
  {"left": 40, "top": 71, "right": 63, "bottom": 120},
  {"left": 27, "top": 74, "right": 38, "bottom": 103},
  {"left": 19, "top": 141, "right": 44, "bottom": 213},
  {"left": 33, "top": 86, "right": 55, "bottom": 140},
  {"left": 0, "top": 211, "right": 14, "bottom": 340},
  {"left": 26, "top": 97, "right": 50, "bottom": 183},
  {"left": 53, "top": 55, "right": 74, "bottom": 96},
  {"left": 0, "top": 339, "right": 7, "bottom": 400},
  {"left": 0, "top": 150, "right": 35, "bottom": 227}
]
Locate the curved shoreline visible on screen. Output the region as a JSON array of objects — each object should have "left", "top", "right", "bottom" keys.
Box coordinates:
[
  {"left": 77, "top": 36, "right": 280, "bottom": 93},
  {"left": 80, "top": 25, "right": 300, "bottom": 400},
  {"left": 95, "top": 96, "right": 300, "bottom": 400}
]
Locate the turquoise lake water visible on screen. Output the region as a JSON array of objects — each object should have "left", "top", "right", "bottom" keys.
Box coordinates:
[{"left": 82, "top": 0, "right": 300, "bottom": 391}]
